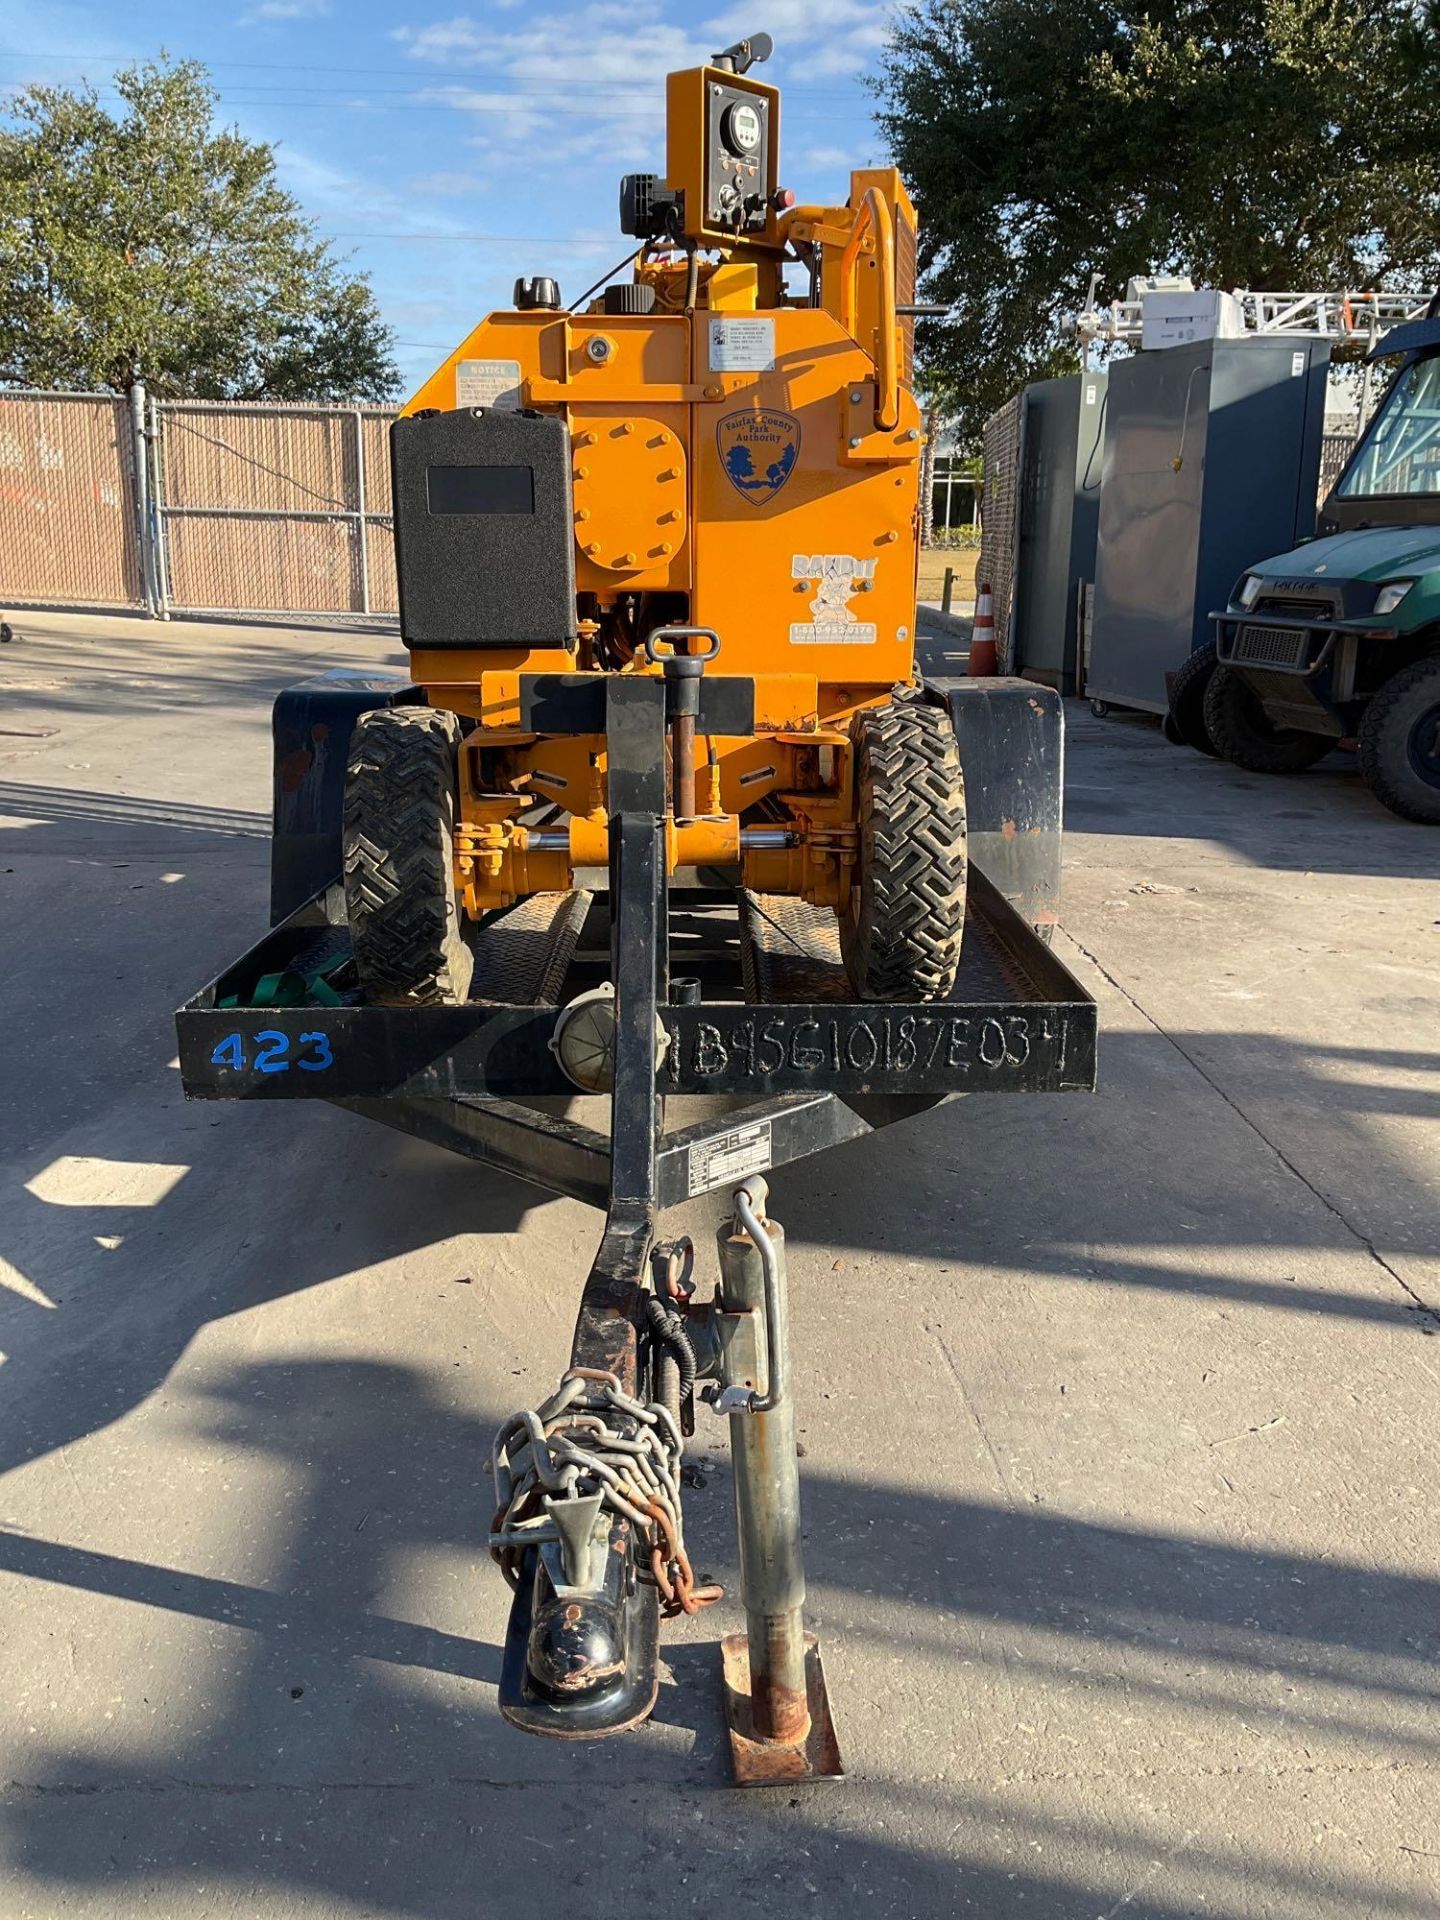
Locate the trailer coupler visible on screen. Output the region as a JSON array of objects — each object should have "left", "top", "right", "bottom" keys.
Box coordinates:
[
  {"left": 491, "top": 1363, "right": 719, "bottom": 1736},
  {"left": 490, "top": 1183, "right": 843, "bottom": 1782}
]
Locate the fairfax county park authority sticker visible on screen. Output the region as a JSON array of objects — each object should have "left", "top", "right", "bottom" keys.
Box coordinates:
[{"left": 716, "top": 410, "right": 800, "bottom": 505}]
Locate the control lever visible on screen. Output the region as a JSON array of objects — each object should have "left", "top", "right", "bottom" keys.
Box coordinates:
[{"left": 644, "top": 626, "right": 721, "bottom": 822}]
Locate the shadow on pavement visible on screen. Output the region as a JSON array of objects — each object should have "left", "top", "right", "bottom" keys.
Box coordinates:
[
  {"left": 1061, "top": 703, "right": 1440, "bottom": 880},
  {"left": 0, "top": 1356, "right": 1433, "bottom": 1918}
]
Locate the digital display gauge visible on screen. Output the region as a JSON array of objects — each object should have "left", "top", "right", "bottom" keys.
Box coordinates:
[{"left": 722, "top": 100, "right": 763, "bottom": 156}]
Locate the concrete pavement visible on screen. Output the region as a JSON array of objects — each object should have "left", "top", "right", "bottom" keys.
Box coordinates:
[{"left": 0, "top": 610, "right": 1435, "bottom": 1917}]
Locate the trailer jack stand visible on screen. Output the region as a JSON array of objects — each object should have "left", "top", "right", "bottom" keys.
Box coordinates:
[{"left": 710, "top": 1183, "right": 844, "bottom": 1786}]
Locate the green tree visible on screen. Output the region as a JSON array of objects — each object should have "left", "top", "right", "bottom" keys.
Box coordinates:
[
  {"left": 0, "top": 58, "right": 400, "bottom": 400},
  {"left": 877, "top": 0, "right": 1440, "bottom": 444}
]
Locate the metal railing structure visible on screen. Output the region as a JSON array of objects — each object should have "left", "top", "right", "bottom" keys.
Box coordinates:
[
  {"left": 1072, "top": 287, "right": 1434, "bottom": 348},
  {"left": 932, "top": 456, "right": 980, "bottom": 532},
  {"left": 0, "top": 384, "right": 400, "bottom": 619}
]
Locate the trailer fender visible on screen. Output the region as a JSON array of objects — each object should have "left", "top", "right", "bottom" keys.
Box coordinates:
[
  {"left": 925, "top": 676, "right": 1063, "bottom": 937},
  {"left": 270, "top": 669, "right": 418, "bottom": 924}
]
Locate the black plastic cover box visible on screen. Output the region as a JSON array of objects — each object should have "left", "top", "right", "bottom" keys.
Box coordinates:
[{"left": 390, "top": 407, "right": 576, "bottom": 650}]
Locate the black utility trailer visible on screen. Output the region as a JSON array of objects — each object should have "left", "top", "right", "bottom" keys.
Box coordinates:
[{"left": 177, "top": 668, "right": 1096, "bottom": 1784}]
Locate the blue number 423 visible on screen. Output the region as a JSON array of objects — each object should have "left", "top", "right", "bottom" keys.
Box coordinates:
[{"left": 210, "top": 1030, "right": 334, "bottom": 1074}]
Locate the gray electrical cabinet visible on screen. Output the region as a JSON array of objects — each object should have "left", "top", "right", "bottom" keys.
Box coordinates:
[
  {"left": 1087, "top": 338, "right": 1329, "bottom": 713},
  {"left": 1013, "top": 372, "right": 1107, "bottom": 694}
]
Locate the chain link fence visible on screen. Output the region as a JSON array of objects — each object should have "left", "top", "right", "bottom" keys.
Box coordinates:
[
  {"left": 0, "top": 392, "right": 144, "bottom": 609},
  {"left": 978, "top": 393, "right": 1024, "bottom": 670},
  {"left": 1318, "top": 430, "right": 1360, "bottom": 501},
  {"left": 0, "top": 386, "right": 398, "bottom": 618},
  {"left": 153, "top": 400, "right": 397, "bottom": 616}
]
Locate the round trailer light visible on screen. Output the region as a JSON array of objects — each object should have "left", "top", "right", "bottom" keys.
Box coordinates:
[{"left": 549, "top": 983, "right": 671, "bottom": 1094}]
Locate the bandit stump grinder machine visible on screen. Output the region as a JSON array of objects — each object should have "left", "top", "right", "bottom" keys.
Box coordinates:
[{"left": 177, "top": 34, "right": 1096, "bottom": 1785}]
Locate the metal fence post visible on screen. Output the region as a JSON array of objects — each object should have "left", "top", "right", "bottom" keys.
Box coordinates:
[
  {"left": 353, "top": 409, "right": 370, "bottom": 616},
  {"left": 128, "top": 378, "right": 160, "bottom": 617},
  {"left": 147, "top": 395, "right": 171, "bottom": 619}
]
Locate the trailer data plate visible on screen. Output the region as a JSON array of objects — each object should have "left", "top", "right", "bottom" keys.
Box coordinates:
[{"left": 688, "top": 1120, "right": 773, "bottom": 1196}]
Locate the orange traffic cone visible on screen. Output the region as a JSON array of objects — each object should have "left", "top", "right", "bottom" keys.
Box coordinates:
[{"left": 968, "top": 582, "right": 998, "bottom": 676}]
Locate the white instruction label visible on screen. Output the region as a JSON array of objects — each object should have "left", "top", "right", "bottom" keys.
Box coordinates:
[
  {"left": 708, "top": 317, "right": 775, "bottom": 373},
  {"left": 688, "top": 1121, "right": 773, "bottom": 1197},
  {"left": 1290, "top": 351, "right": 1306, "bottom": 378},
  {"left": 455, "top": 359, "right": 523, "bottom": 410}
]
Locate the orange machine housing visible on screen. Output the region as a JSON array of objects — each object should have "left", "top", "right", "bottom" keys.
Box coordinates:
[{"left": 400, "top": 60, "right": 923, "bottom": 917}]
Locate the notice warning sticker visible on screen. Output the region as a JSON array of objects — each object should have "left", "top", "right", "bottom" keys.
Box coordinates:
[
  {"left": 455, "top": 359, "right": 523, "bottom": 410},
  {"left": 687, "top": 1121, "right": 773, "bottom": 1197}
]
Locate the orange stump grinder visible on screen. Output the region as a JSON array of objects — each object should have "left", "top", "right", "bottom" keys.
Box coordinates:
[{"left": 177, "top": 31, "right": 1095, "bottom": 1784}]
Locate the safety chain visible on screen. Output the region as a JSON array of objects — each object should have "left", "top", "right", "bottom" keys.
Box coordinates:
[{"left": 489, "top": 1367, "right": 722, "bottom": 1619}]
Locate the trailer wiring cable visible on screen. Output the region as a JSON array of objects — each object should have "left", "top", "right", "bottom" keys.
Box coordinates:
[
  {"left": 489, "top": 1368, "right": 721, "bottom": 1619},
  {"left": 644, "top": 1292, "right": 698, "bottom": 1405}
]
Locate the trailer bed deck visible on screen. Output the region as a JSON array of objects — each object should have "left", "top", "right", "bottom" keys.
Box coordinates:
[{"left": 176, "top": 868, "right": 1095, "bottom": 1209}]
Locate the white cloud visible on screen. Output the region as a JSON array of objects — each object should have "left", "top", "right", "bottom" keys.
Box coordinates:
[
  {"left": 409, "top": 169, "right": 489, "bottom": 198},
  {"left": 394, "top": 5, "right": 703, "bottom": 88},
  {"left": 240, "top": 0, "right": 332, "bottom": 20},
  {"left": 272, "top": 141, "right": 476, "bottom": 242},
  {"left": 397, "top": 0, "right": 896, "bottom": 81}
]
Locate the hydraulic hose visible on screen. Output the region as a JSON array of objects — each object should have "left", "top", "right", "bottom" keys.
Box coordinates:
[{"left": 733, "top": 1184, "right": 786, "bottom": 1414}]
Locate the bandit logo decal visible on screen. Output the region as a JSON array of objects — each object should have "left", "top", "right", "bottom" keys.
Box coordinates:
[
  {"left": 789, "top": 553, "right": 879, "bottom": 645},
  {"left": 717, "top": 409, "right": 800, "bottom": 505}
]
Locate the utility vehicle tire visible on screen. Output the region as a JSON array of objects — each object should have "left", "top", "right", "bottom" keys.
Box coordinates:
[
  {"left": 1358, "top": 655, "right": 1440, "bottom": 824},
  {"left": 343, "top": 705, "right": 475, "bottom": 1006},
  {"left": 840, "top": 695, "right": 967, "bottom": 1002},
  {"left": 1202, "top": 666, "right": 1333, "bottom": 775},
  {"left": 1167, "top": 642, "right": 1220, "bottom": 756}
]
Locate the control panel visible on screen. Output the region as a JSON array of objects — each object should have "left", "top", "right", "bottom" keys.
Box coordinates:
[{"left": 706, "top": 80, "right": 771, "bottom": 234}]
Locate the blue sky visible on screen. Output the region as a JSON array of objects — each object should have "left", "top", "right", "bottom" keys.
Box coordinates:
[{"left": 0, "top": 0, "right": 899, "bottom": 396}]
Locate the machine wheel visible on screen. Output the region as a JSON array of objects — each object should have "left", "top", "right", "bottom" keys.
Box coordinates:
[
  {"left": 1167, "top": 643, "right": 1220, "bottom": 756},
  {"left": 342, "top": 705, "right": 475, "bottom": 1006},
  {"left": 841, "top": 695, "right": 967, "bottom": 1002},
  {"left": 1202, "top": 667, "right": 1333, "bottom": 775},
  {"left": 1089, "top": 699, "right": 1111, "bottom": 719},
  {"left": 1358, "top": 655, "right": 1440, "bottom": 823}
]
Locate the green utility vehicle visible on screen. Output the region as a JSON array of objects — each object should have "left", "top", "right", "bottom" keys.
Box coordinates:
[{"left": 1181, "top": 311, "right": 1440, "bottom": 823}]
